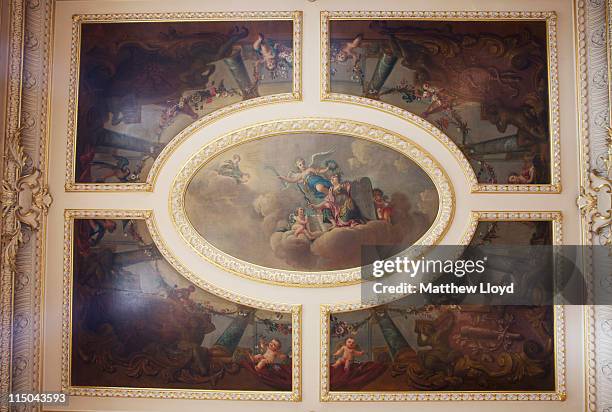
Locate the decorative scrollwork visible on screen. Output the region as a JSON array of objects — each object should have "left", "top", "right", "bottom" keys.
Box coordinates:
[
  {"left": 579, "top": 128, "right": 612, "bottom": 248},
  {"left": 1, "top": 127, "right": 52, "bottom": 273}
]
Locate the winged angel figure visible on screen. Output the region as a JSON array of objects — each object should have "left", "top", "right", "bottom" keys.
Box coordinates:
[
  {"left": 267, "top": 148, "right": 376, "bottom": 233},
  {"left": 272, "top": 149, "right": 337, "bottom": 201}
]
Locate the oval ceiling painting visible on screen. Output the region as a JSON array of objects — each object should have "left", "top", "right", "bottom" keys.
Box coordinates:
[{"left": 171, "top": 119, "right": 453, "bottom": 285}]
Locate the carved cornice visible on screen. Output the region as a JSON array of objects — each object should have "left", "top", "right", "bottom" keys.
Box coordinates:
[
  {"left": 1, "top": 0, "right": 54, "bottom": 408},
  {"left": 1, "top": 0, "right": 25, "bottom": 409},
  {"left": 0, "top": 126, "right": 52, "bottom": 361},
  {"left": 575, "top": 0, "right": 612, "bottom": 411},
  {"left": 576, "top": 2, "right": 612, "bottom": 251}
]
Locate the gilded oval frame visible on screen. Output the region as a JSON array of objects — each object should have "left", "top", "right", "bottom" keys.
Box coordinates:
[{"left": 169, "top": 118, "right": 455, "bottom": 287}]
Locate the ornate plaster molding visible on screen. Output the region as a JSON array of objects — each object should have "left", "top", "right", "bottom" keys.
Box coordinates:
[
  {"left": 574, "top": 0, "right": 612, "bottom": 411},
  {"left": 169, "top": 118, "right": 455, "bottom": 287},
  {"left": 577, "top": 128, "right": 611, "bottom": 248},
  {"left": 2, "top": 128, "right": 52, "bottom": 235},
  {"left": 1, "top": 0, "right": 54, "bottom": 410}
]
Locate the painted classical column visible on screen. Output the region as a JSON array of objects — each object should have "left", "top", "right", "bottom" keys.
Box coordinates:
[
  {"left": 364, "top": 51, "right": 398, "bottom": 99},
  {"left": 224, "top": 47, "right": 259, "bottom": 100},
  {"left": 371, "top": 308, "right": 414, "bottom": 362},
  {"left": 95, "top": 128, "right": 159, "bottom": 155},
  {"left": 464, "top": 134, "right": 520, "bottom": 155},
  {"left": 111, "top": 247, "right": 162, "bottom": 267},
  {"left": 212, "top": 307, "right": 254, "bottom": 358}
]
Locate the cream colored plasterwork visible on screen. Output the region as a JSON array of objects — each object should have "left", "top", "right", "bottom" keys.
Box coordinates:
[
  {"left": 0, "top": 1, "right": 600, "bottom": 409},
  {"left": 321, "top": 211, "right": 565, "bottom": 402},
  {"left": 0, "top": 1, "right": 598, "bottom": 412},
  {"left": 62, "top": 209, "right": 301, "bottom": 401},
  {"left": 169, "top": 118, "right": 455, "bottom": 287},
  {"left": 321, "top": 10, "right": 561, "bottom": 194},
  {"left": 64, "top": 11, "right": 303, "bottom": 192},
  {"left": 1, "top": 0, "right": 54, "bottom": 409},
  {"left": 574, "top": 0, "right": 612, "bottom": 411}
]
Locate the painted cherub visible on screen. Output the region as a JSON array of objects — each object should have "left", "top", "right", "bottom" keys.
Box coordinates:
[
  {"left": 508, "top": 153, "right": 536, "bottom": 184},
  {"left": 335, "top": 34, "right": 363, "bottom": 62},
  {"left": 253, "top": 33, "right": 278, "bottom": 71},
  {"left": 250, "top": 338, "right": 287, "bottom": 371},
  {"left": 253, "top": 33, "right": 293, "bottom": 77},
  {"left": 373, "top": 188, "right": 392, "bottom": 224},
  {"left": 290, "top": 207, "right": 316, "bottom": 240},
  {"left": 333, "top": 337, "right": 365, "bottom": 371}
]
